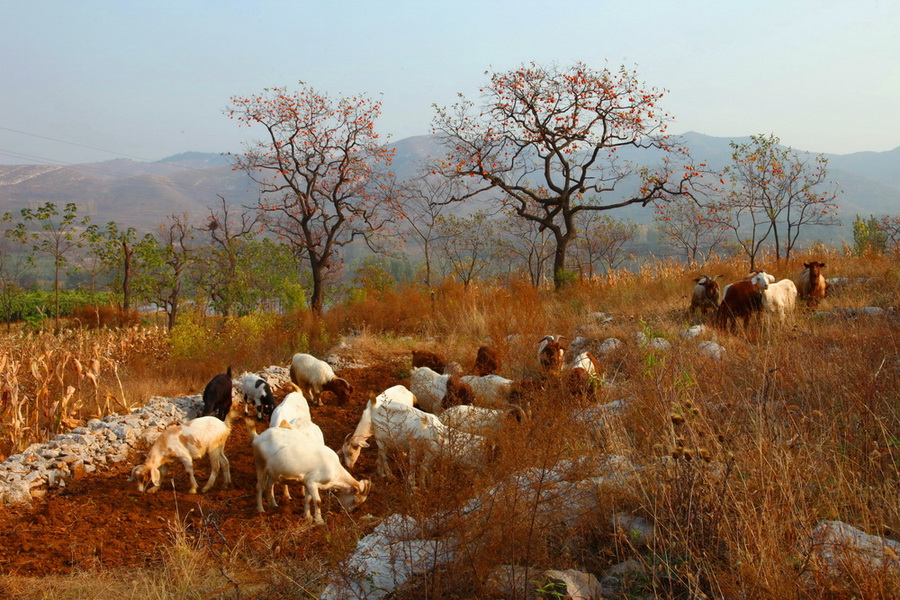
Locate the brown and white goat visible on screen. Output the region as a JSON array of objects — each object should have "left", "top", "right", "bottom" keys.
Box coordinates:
[
  {"left": 537, "top": 335, "right": 566, "bottom": 374},
  {"left": 289, "top": 353, "right": 353, "bottom": 406},
  {"left": 130, "top": 402, "right": 242, "bottom": 494},
  {"left": 411, "top": 349, "right": 447, "bottom": 373},
  {"left": 690, "top": 275, "right": 723, "bottom": 315}
]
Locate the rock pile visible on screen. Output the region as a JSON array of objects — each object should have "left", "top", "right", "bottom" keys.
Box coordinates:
[{"left": 0, "top": 394, "right": 203, "bottom": 506}]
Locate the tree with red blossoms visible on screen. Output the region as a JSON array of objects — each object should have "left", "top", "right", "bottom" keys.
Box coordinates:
[
  {"left": 227, "top": 86, "right": 399, "bottom": 313},
  {"left": 432, "top": 62, "right": 700, "bottom": 290}
]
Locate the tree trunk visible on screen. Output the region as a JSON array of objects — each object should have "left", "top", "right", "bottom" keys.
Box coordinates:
[
  {"left": 122, "top": 239, "right": 132, "bottom": 313},
  {"left": 310, "top": 262, "right": 324, "bottom": 315},
  {"left": 54, "top": 259, "right": 60, "bottom": 330},
  {"left": 551, "top": 235, "right": 571, "bottom": 290}
]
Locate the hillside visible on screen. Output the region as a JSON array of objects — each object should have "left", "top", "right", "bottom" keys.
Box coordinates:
[{"left": 0, "top": 134, "right": 897, "bottom": 234}]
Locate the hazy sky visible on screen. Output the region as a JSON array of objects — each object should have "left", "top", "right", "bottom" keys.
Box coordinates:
[{"left": 2, "top": 0, "right": 898, "bottom": 165}]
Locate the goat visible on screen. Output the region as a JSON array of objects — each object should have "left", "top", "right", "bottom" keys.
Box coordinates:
[
  {"left": 717, "top": 271, "right": 769, "bottom": 332},
  {"left": 239, "top": 372, "right": 275, "bottom": 421},
  {"left": 537, "top": 335, "right": 566, "bottom": 374},
  {"left": 568, "top": 350, "right": 600, "bottom": 377},
  {"left": 798, "top": 261, "right": 828, "bottom": 307},
  {"left": 367, "top": 400, "right": 487, "bottom": 487},
  {"left": 439, "top": 404, "right": 527, "bottom": 436},
  {"left": 341, "top": 384, "right": 417, "bottom": 468},
  {"left": 473, "top": 345, "right": 501, "bottom": 376},
  {"left": 289, "top": 353, "right": 353, "bottom": 406},
  {"left": 201, "top": 366, "right": 234, "bottom": 421},
  {"left": 461, "top": 374, "right": 515, "bottom": 408},
  {"left": 269, "top": 384, "right": 312, "bottom": 430},
  {"left": 762, "top": 278, "right": 798, "bottom": 321},
  {"left": 252, "top": 425, "right": 371, "bottom": 524},
  {"left": 129, "top": 402, "right": 242, "bottom": 494},
  {"left": 409, "top": 366, "right": 474, "bottom": 414},
  {"left": 690, "top": 274, "right": 723, "bottom": 315},
  {"left": 411, "top": 349, "right": 447, "bottom": 373}
]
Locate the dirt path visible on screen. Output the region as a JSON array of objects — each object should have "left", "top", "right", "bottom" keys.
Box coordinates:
[{"left": 0, "top": 357, "right": 407, "bottom": 576}]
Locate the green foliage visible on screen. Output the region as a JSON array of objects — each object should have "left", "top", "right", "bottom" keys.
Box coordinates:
[
  {"left": 0, "top": 289, "right": 114, "bottom": 327},
  {"left": 352, "top": 256, "right": 396, "bottom": 293},
  {"left": 554, "top": 267, "right": 579, "bottom": 288},
  {"left": 852, "top": 214, "right": 887, "bottom": 255}
]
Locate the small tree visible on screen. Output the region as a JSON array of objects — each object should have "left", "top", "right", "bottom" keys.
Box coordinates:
[
  {"left": 400, "top": 170, "right": 467, "bottom": 289},
  {"left": 434, "top": 211, "right": 501, "bottom": 288},
  {"left": 227, "top": 85, "right": 400, "bottom": 314},
  {"left": 134, "top": 214, "right": 193, "bottom": 330},
  {"left": 852, "top": 215, "right": 888, "bottom": 256},
  {"left": 7, "top": 202, "right": 90, "bottom": 329},
  {"left": 497, "top": 204, "right": 554, "bottom": 287},
  {"left": 572, "top": 213, "right": 637, "bottom": 277},
  {"left": 711, "top": 134, "right": 839, "bottom": 268},
  {"left": 654, "top": 196, "right": 727, "bottom": 264},
  {"left": 195, "top": 197, "right": 260, "bottom": 317},
  {"left": 433, "top": 61, "right": 699, "bottom": 290}
]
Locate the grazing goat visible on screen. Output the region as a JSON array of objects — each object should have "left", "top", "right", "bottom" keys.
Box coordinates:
[
  {"left": 568, "top": 350, "right": 600, "bottom": 377},
  {"left": 130, "top": 405, "right": 241, "bottom": 494},
  {"left": 717, "top": 271, "right": 769, "bottom": 332},
  {"left": 762, "top": 278, "right": 798, "bottom": 321},
  {"left": 473, "top": 345, "right": 502, "bottom": 376},
  {"left": 461, "top": 374, "right": 515, "bottom": 408},
  {"left": 290, "top": 353, "right": 353, "bottom": 406},
  {"left": 411, "top": 349, "right": 447, "bottom": 373},
  {"left": 537, "top": 335, "right": 566, "bottom": 374},
  {"left": 798, "top": 261, "right": 828, "bottom": 307},
  {"left": 341, "top": 384, "right": 417, "bottom": 468},
  {"left": 439, "top": 404, "right": 527, "bottom": 435},
  {"left": 252, "top": 426, "right": 371, "bottom": 524},
  {"left": 270, "top": 384, "right": 312, "bottom": 430},
  {"left": 239, "top": 372, "right": 275, "bottom": 421},
  {"left": 368, "top": 401, "right": 487, "bottom": 487},
  {"left": 409, "top": 366, "right": 475, "bottom": 414},
  {"left": 201, "top": 367, "right": 234, "bottom": 421},
  {"left": 690, "top": 275, "right": 723, "bottom": 315}
]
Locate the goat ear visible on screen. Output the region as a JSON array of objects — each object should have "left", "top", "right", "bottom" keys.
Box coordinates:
[
  {"left": 150, "top": 467, "right": 161, "bottom": 487},
  {"left": 820, "top": 263, "right": 826, "bottom": 268},
  {"left": 803, "top": 262, "right": 810, "bottom": 269},
  {"left": 358, "top": 440, "right": 370, "bottom": 449}
]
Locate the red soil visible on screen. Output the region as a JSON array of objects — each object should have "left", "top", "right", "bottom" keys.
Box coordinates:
[{"left": 0, "top": 358, "right": 407, "bottom": 576}]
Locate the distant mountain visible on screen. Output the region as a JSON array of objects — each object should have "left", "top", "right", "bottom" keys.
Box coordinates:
[
  {"left": 0, "top": 134, "right": 897, "bottom": 233},
  {"left": 0, "top": 153, "right": 258, "bottom": 231}
]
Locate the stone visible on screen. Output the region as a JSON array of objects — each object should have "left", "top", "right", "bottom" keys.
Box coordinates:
[
  {"left": 679, "top": 324, "right": 707, "bottom": 338},
  {"left": 698, "top": 341, "right": 726, "bottom": 361},
  {"left": 611, "top": 514, "right": 655, "bottom": 547},
  {"left": 598, "top": 337, "right": 623, "bottom": 354},
  {"left": 542, "top": 568, "right": 603, "bottom": 600},
  {"left": 808, "top": 520, "right": 900, "bottom": 574},
  {"left": 647, "top": 337, "right": 671, "bottom": 350}
]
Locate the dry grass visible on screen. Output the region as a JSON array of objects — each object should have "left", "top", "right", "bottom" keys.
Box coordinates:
[{"left": 1, "top": 251, "right": 898, "bottom": 598}]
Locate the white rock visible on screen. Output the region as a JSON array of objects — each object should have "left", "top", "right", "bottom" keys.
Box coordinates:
[
  {"left": 678, "top": 325, "right": 707, "bottom": 339},
  {"left": 808, "top": 520, "right": 900, "bottom": 574},
  {"left": 698, "top": 341, "right": 726, "bottom": 361},
  {"left": 597, "top": 338, "right": 623, "bottom": 354},
  {"left": 647, "top": 338, "right": 671, "bottom": 350}
]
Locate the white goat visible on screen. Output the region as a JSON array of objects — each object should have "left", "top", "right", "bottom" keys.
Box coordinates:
[
  {"left": 762, "top": 278, "right": 798, "bottom": 321},
  {"left": 130, "top": 411, "right": 237, "bottom": 494},
  {"left": 439, "top": 404, "right": 527, "bottom": 436},
  {"left": 253, "top": 426, "right": 371, "bottom": 524},
  {"left": 289, "top": 353, "right": 353, "bottom": 406},
  {"left": 369, "top": 400, "right": 486, "bottom": 487},
  {"left": 461, "top": 374, "right": 514, "bottom": 408},
  {"left": 409, "top": 366, "right": 474, "bottom": 414},
  {"left": 270, "top": 386, "right": 312, "bottom": 430},
  {"left": 341, "top": 385, "right": 417, "bottom": 468}
]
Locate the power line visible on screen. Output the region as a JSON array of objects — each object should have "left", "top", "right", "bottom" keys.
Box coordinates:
[{"left": 0, "top": 125, "right": 182, "bottom": 164}]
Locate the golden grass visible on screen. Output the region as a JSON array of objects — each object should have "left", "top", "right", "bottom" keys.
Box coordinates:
[{"left": 1, "top": 251, "right": 897, "bottom": 598}]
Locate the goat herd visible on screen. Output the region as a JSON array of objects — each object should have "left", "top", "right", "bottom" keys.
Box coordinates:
[
  {"left": 127, "top": 261, "right": 830, "bottom": 525},
  {"left": 691, "top": 261, "right": 828, "bottom": 330}
]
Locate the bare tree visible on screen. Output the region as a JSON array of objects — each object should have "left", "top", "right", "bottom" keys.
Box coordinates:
[
  {"left": 572, "top": 213, "right": 638, "bottom": 277},
  {"left": 654, "top": 196, "right": 727, "bottom": 264}
]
